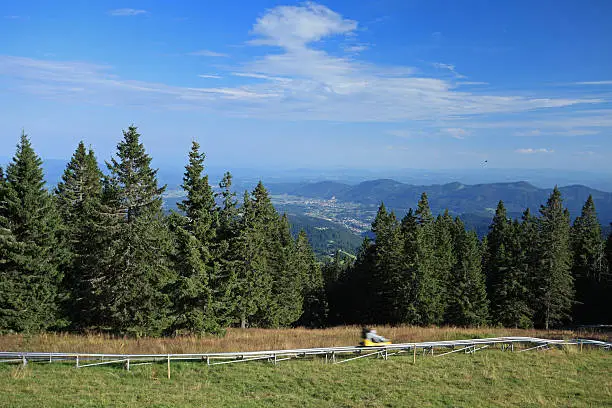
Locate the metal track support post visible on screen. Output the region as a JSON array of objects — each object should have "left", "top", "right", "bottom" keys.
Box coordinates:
[
  {"left": 413, "top": 345, "right": 417, "bottom": 364},
  {"left": 167, "top": 354, "right": 171, "bottom": 379}
]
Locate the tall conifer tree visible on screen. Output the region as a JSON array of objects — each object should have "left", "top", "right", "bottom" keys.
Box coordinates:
[
  {"left": 0, "top": 133, "right": 65, "bottom": 332},
  {"left": 370, "top": 203, "right": 404, "bottom": 323},
  {"left": 94, "top": 125, "right": 173, "bottom": 335},
  {"left": 571, "top": 196, "right": 607, "bottom": 324},
  {"left": 169, "top": 141, "right": 225, "bottom": 334},
  {"left": 445, "top": 223, "right": 489, "bottom": 326},
  {"left": 54, "top": 142, "right": 103, "bottom": 328},
  {"left": 413, "top": 193, "right": 444, "bottom": 324},
  {"left": 535, "top": 187, "right": 573, "bottom": 329},
  {"left": 295, "top": 230, "right": 328, "bottom": 327}
]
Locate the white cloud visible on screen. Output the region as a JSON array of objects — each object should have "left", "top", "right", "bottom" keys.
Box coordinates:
[
  {"left": 515, "top": 148, "right": 554, "bottom": 154},
  {"left": 188, "top": 50, "right": 229, "bottom": 57},
  {"left": 108, "top": 8, "right": 147, "bottom": 16},
  {"left": 573, "top": 80, "right": 612, "bottom": 85},
  {"left": 198, "top": 74, "right": 222, "bottom": 79},
  {"left": 250, "top": 2, "right": 357, "bottom": 49},
  {"left": 442, "top": 128, "right": 469, "bottom": 139}
]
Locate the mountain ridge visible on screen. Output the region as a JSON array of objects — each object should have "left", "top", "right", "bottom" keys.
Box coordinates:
[{"left": 268, "top": 179, "right": 612, "bottom": 223}]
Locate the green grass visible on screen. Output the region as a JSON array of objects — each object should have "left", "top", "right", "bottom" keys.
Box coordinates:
[{"left": 1, "top": 349, "right": 610, "bottom": 407}]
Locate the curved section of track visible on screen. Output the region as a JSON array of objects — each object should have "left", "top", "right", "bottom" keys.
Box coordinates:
[{"left": 1, "top": 336, "right": 610, "bottom": 368}]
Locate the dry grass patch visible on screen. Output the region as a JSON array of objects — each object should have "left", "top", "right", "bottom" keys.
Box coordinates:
[{"left": 0, "top": 326, "right": 606, "bottom": 354}]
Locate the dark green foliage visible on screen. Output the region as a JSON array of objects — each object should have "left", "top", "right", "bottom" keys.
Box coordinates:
[
  {"left": 396, "top": 208, "right": 419, "bottom": 324},
  {"left": 54, "top": 142, "right": 103, "bottom": 329},
  {"left": 0, "top": 133, "right": 66, "bottom": 332},
  {"left": 445, "top": 224, "right": 489, "bottom": 326},
  {"left": 230, "top": 183, "right": 305, "bottom": 328},
  {"left": 534, "top": 187, "right": 574, "bottom": 329},
  {"left": 433, "top": 211, "right": 455, "bottom": 320},
  {"left": 322, "top": 250, "right": 353, "bottom": 325},
  {"left": 571, "top": 196, "right": 608, "bottom": 324},
  {"left": 169, "top": 141, "right": 226, "bottom": 334},
  {"left": 265, "top": 214, "right": 303, "bottom": 327},
  {"left": 485, "top": 201, "right": 533, "bottom": 328},
  {"left": 2, "top": 127, "right": 610, "bottom": 334},
  {"left": 370, "top": 203, "right": 404, "bottom": 323},
  {"left": 413, "top": 193, "right": 444, "bottom": 325},
  {"left": 92, "top": 126, "right": 174, "bottom": 336},
  {"left": 295, "top": 230, "right": 328, "bottom": 327}
]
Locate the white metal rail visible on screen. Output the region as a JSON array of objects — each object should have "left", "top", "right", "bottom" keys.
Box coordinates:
[{"left": 0, "top": 336, "right": 609, "bottom": 376}]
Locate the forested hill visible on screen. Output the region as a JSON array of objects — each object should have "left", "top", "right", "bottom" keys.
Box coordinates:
[{"left": 268, "top": 180, "right": 612, "bottom": 223}]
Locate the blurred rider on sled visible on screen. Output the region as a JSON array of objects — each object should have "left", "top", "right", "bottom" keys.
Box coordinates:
[{"left": 361, "top": 327, "right": 389, "bottom": 344}]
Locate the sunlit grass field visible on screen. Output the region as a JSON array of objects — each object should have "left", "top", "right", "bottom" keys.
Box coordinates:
[{"left": 0, "top": 327, "right": 610, "bottom": 407}]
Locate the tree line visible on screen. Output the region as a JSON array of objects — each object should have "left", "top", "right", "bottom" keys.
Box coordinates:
[
  {"left": 0, "top": 128, "right": 324, "bottom": 335},
  {"left": 1, "top": 127, "right": 610, "bottom": 335},
  {"left": 324, "top": 191, "right": 611, "bottom": 329}
]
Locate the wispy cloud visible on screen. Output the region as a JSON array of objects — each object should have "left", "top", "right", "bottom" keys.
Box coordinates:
[
  {"left": 198, "top": 74, "right": 222, "bottom": 79},
  {"left": 188, "top": 50, "right": 229, "bottom": 57},
  {"left": 4, "top": 15, "right": 22, "bottom": 19},
  {"left": 108, "top": 8, "right": 147, "bottom": 17},
  {"left": 0, "top": 2, "right": 607, "bottom": 123},
  {"left": 514, "top": 129, "right": 599, "bottom": 136},
  {"left": 433, "top": 62, "right": 466, "bottom": 79},
  {"left": 386, "top": 129, "right": 426, "bottom": 138},
  {"left": 573, "top": 80, "right": 612, "bottom": 85},
  {"left": 343, "top": 44, "right": 369, "bottom": 53},
  {"left": 457, "top": 81, "right": 489, "bottom": 86},
  {"left": 441, "top": 128, "right": 469, "bottom": 139},
  {"left": 515, "top": 148, "right": 554, "bottom": 154}
]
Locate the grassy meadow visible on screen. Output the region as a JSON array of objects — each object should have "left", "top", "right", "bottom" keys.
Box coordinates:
[{"left": 0, "top": 326, "right": 610, "bottom": 407}]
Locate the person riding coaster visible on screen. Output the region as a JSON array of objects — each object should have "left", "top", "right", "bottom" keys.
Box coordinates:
[{"left": 360, "top": 327, "right": 392, "bottom": 347}]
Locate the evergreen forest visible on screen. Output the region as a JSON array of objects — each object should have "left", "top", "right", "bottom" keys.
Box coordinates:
[{"left": 1, "top": 127, "right": 610, "bottom": 335}]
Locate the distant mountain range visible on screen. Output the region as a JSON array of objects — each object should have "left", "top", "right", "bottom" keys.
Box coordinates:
[{"left": 267, "top": 179, "right": 612, "bottom": 225}]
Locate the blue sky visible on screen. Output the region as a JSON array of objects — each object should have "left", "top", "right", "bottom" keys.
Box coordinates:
[{"left": 1, "top": 0, "right": 611, "bottom": 171}]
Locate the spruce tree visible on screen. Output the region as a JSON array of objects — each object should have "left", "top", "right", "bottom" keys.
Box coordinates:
[
  {"left": 295, "top": 230, "right": 328, "bottom": 327},
  {"left": 494, "top": 220, "right": 534, "bottom": 328},
  {"left": 535, "top": 187, "right": 574, "bottom": 329},
  {"left": 571, "top": 196, "right": 607, "bottom": 324},
  {"left": 396, "top": 208, "right": 419, "bottom": 324},
  {"left": 265, "top": 213, "right": 303, "bottom": 327},
  {"left": 434, "top": 210, "right": 455, "bottom": 322},
  {"left": 231, "top": 188, "right": 274, "bottom": 328},
  {"left": 445, "top": 225, "right": 489, "bottom": 326},
  {"left": 370, "top": 203, "right": 404, "bottom": 323},
  {"left": 343, "top": 237, "right": 376, "bottom": 324},
  {"left": 322, "top": 250, "right": 352, "bottom": 325},
  {"left": 413, "top": 193, "right": 444, "bottom": 325},
  {"left": 54, "top": 142, "right": 103, "bottom": 329},
  {"left": 0, "top": 133, "right": 65, "bottom": 332},
  {"left": 94, "top": 125, "right": 174, "bottom": 335},
  {"left": 214, "top": 171, "right": 239, "bottom": 324},
  {"left": 485, "top": 201, "right": 511, "bottom": 324},
  {"left": 169, "top": 141, "right": 222, "bottom": 334}
]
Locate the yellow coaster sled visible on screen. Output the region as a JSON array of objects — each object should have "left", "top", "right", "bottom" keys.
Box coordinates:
[{"left": 360, "top": 339, "right": 392, "bottom": 347}]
